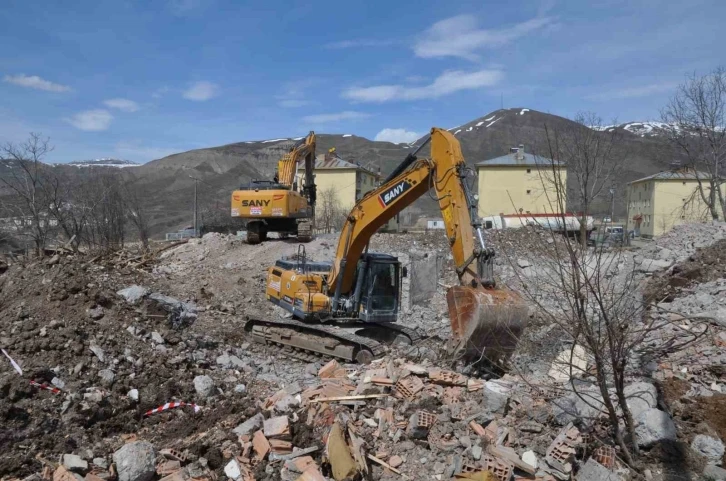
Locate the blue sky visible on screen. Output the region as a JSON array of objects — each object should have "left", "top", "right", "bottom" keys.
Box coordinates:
[{"left": 0, "top": 0, "right": 724, "bottom": 163}]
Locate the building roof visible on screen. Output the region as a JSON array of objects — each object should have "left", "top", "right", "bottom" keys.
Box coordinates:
[
  {"left": 628, "top": 168, "right": 718, "bottom": 184},
  {"left": 299, "top": 153, "right": 377, "bottom": 175},
  {"left": 475, "top": 147, "right": 562, "bottom": 168}
]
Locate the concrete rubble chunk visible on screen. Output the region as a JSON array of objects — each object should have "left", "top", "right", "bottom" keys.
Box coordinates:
[
  {"left": 691, "top": 434, "right": 725, "bottom": 465},
  {"left": 522, "top": 450, "right": 538, "bottom": 470},
  {"left": 87, "top": 306, "right": 105, "bottom": 320},
  {"left": 548, "top": 345, "right": 587, "bottom": 382},
  {"left": 388, "top": 455, "right": 403, "bottom": 468},
  {"left": 234, "top": 384, "right": 247, "bottom": 394},
  {"left": 150, "top": 332, "right": 164, "bottom": 344},
  {"left": 147, "top": 292, "right": 198, "bottom": 328},
  {"left": 635, "top": 409, "right": 677, "bottom": 447},
  {"left": 224, "top": 459, "right": 242, "bottom": 480},
  {"left": 92, "top": 458, "right": 108, "bottom": 469},
  {"left": 117, "top": 285, "right": 150, "bottom": 305},
  {"left": 62, "top": 454, "right": 88, "bottom": 473},
  {"left": 624, "top": 382, "right": 658, "bottom": 419},
  {"left": 216, "top": 353, "right": 246, "bottom": 369},
  {"left": 552, "top": 387, "right": 604, "bottom": 426},
  {"left": 482, "top": 380, "right": 512, "bottom": 414},
  {"left": 193, "top": 375, "right": 215, "bottom": 398},
  {"left": 637, "top": 258, "right": 673, "bottom": 273},
  {"left": 112, "top": 441, "right": 156, "bottom": 481},
  {"left": 517, "top": 258, "right": 531, "bottom": 268},
  {"left": 233, "top": 413, "right": 264, "bottom": 436},
  {"left": 704, "top": 465, "right": 726, "bottom": 480},
  {"left": 576, "top": 458, "right": 622, "bottom": 481},
  {"left": 127, "top": 389, "right": 139, "bottom": 401},
  {"left": 98, "top": 369, "right": 115, "bottom": 387},
  {"left": 89, "top": 345, "right": 105, "bottom": 362}
]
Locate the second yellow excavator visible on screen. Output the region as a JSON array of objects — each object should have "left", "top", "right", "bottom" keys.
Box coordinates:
[
  {"left": 245, "top": 127, "right": 528, "bottom": 365},
  {"left": 231, "top": 132, "right": 317, "bottom": 244}
]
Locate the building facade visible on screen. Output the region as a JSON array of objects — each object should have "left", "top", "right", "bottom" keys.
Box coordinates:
[
  {"left": 626, "top": 169, "right": 725, "bottom": 238},
  {"left": 476, "top": 145, "right": 566, "bottom": 217},
  {"left": 298, "top": 152, "right": 379, "bottom": 211}
]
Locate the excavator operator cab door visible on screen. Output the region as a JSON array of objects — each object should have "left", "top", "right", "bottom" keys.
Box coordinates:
[{"left": 357, "top": 255, "right": 400, "bottom": 323}]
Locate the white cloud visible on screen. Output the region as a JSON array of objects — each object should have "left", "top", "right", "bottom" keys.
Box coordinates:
[
  {"left": 278, "top": 99, "right": 313, "bottom": 108},
  {"left": 302, "top": 111, "right": 371, "bottom": 123},
  {"left": 324, "top": 38, "right": 396, "bottom": 49},
  {"left": 3, "top": 74, "right": 71, "bottom": 92},
  {"left": 66, "top": 110, "right": 113, "bottom": 131},
  {"left": 103, "top": 98, "right": 140, "bottom": 112},
  {"left": 343, "top": 69, "right": 503, "bottom": 103},
  {"left": 585, "top": 82, "right": 678, "bottom": 101},
  {"left": 374, "top": 128, "right": 422, "bottom": 144},
  {"left": 414, "top": 15, "right": 553, "bottom": 61},
  {"left": 182, "top": 81, "right": 218, "bottom": 101}
]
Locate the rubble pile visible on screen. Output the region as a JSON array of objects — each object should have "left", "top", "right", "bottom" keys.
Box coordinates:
[{"left": 2, "top": 223, "right": 726, "bottom": 480}]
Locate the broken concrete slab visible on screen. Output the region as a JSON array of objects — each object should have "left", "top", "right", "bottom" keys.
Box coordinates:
[
  {"left": 576, "top": 458, "right": 622, "bottom": 481},
  {"left": 117, "top": 285, "right": 150, "bottom": 305},
  {"left": 62, "top": 454, "right": 88, "bottom": 473},
  {"left": 691, "top": 434, "right": 725, "bottom": 465},
  {"left": 232, "top": 413, "right": 264, "bottom": 437},
  {"left": 548, "top": 345, "right": 587, "bottom": 382},
  {"left": 113, "top": 441, "right": 156, "bottom": 481},
  {"left": 624, "top": 382, "right": 658, "bottom": 419},
  {"left": 635, "top": 409, "right": 677, "bottom": 447}
]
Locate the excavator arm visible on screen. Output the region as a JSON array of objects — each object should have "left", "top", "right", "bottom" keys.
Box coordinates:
[
  {"left": 277, "top": 131, "right": 317, "bottom": 207},
  {"left": 327, "top": 127, "right": 492, "bottom": 296}
]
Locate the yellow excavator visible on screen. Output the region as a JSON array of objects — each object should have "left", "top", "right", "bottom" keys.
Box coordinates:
[
  {"left": 245, "top": 128, "right": 527, "bottom": 364},
  {"left": 230, "top": 132, "right": 317, "bottom": 244}
]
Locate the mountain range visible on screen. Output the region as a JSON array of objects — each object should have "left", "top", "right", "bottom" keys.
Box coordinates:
[{"left": 2, "top": 108, "right": 676, "bottom": 236}]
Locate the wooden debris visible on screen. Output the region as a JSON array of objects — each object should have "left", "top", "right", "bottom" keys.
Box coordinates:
[
  {"left": 310, "top": 394, "right": 388, "bottom": 403},
  {"left": 367, "top": 454, "right": 403, "bottom": 475}
]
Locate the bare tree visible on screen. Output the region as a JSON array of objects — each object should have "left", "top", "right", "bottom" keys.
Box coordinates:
[
  {"left": 661, "top": 67, "right": 726, "bottom": 220},
  {"left": 317, "top": 187, "right": 348, "bottom": 233},
  {"left": 0, "top": 133, "right": 57, "bottom": 256},
  {"left": 489, "top": 168, "right": 706, "bottom": 468},
  {"left": 123, "top": 180, "right": 151, "bottom": 249},
  {"left": 538, "top": 113, "right": 625, "bottom": 246}
]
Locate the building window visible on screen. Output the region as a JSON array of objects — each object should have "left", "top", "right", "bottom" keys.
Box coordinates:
[
  {"left": 682, "top": 182, "right": 686, "bottom": 185},
  {"left": 526, "top": 168, "right": 531, "bottom": 173},
  {"left": 526, "top": 189, "right": 531, "bottom": 194}
]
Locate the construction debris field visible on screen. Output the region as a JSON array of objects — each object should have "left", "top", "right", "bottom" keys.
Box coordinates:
[{"left": 2, "top": 224, "right": 726, "bottom": 481}]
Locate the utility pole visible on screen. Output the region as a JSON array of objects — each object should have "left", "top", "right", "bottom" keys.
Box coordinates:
[{"left": 189, "top": 176, "right": 199, "bottom": 237}]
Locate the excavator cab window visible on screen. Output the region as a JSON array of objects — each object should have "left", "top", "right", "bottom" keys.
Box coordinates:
[{"left": 361, "top": 261, "right": 398, "bottom": 314}]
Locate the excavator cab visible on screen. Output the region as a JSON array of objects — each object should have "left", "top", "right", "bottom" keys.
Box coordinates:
[{"left": 353, "top": 253, "right": 401, "bottom": 323}]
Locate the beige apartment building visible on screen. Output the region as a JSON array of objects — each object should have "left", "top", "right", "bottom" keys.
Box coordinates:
[
  {"left": 298, "top": 152, "right": 379, "bottom": 211},
  {"left": 476, "top": 145, "right": 566, "bottom": 217},
  {"left": 626, "top": 169, "right": 725, "bottom": 237}
]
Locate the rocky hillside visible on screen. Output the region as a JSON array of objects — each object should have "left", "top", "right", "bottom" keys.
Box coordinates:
[{"left": 2, "top": 108, "right": 677, "bottom": 236}]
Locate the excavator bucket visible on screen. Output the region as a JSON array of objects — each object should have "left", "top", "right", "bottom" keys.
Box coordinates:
[{"left": 446, "top": 286, "right": 528, "bottom": 365}]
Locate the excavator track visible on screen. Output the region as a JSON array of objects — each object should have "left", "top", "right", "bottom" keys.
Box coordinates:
[{"left": 244, "top": 317, "right": 419, "bottom": 364}]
